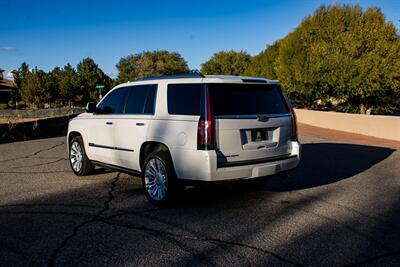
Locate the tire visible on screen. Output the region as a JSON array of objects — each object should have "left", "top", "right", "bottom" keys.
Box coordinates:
[
  {"left": 142, "top": 150, "right": 180, "bottom": 206},
  {"left": 69, "top": 136, "right": 94, "bottom": 176}
]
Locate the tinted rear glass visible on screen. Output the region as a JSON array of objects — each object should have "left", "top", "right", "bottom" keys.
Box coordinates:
[
  {"left": 167, "top": 84, "right": 202, "bottom": 115},
  {"left": 208, "top": 83, "right": 289, "bottom": 116}
]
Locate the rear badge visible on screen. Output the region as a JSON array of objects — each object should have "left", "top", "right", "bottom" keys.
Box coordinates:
[{"left": 257, "top": 115, "right": 269, "bottom": 122}]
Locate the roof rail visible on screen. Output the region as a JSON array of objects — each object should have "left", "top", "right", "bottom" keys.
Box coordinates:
[{"left": 136, "top": 73, "right": 205, "bottom": 81}]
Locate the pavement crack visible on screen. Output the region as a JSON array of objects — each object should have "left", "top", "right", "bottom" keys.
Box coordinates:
[
  {"left": 12, "top": 158, "right": 67, "bottom": 169},
  {"left": 47, "top": 173, "right": 120, "bottom": 267},
  {"left": 0, "top": 203, "right": 99, "bottom": 209},
  {"left": 0, "top": 141, "right": 65, "bottom": 163},
  {"left": 278, "top": 179, "right": 399, "bottom": 231},
  {"left": 99, "top": 219, "right": 303, "bottom": 267},
  {"left": 0, "top": 210, "right": 93, "bottom": 218},
  {"left": 267, "top": 197, "right": 393, "bottom": 253},
  {"left": 0, "top": 170, "right": 70, "bottom": 174}
]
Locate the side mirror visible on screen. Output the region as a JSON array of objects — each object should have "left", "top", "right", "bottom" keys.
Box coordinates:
[
  {"left": 85, "top": 102, "right": 97, "bottom": 113},
  {"left": 289, "top": 99, "right": 296, "bottom": 108}
]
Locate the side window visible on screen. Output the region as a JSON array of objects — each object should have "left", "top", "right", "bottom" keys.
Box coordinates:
[
  {"left": 167, "top": 84, "right": 201, "bottom": 115},
  {"left": 97, "top": 87, "right": 128, "bottom": 114},
  {"left": 125, "top": 84, "right": 157, "bottom": 114}
]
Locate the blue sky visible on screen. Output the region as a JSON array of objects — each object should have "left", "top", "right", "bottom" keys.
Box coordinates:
[{"left": 1, "top": 0, "right": 399, "bottom": 78}]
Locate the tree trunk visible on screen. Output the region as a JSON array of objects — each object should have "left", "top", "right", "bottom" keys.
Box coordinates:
[{"left": 360, "top": 103, "right": 367, "bottom": 114}]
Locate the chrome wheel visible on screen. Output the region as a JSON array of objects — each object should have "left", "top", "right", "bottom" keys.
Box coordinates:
[
  {"left": 144, "top": 158, "right": 168, "bottom": 201},
  {"left": 70, "top": 141, "right": 83, "bottom": 172}
]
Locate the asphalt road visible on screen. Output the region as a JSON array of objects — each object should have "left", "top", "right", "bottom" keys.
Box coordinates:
[{"left": 0, "top": 132, "right": 399, "bottom": 266}]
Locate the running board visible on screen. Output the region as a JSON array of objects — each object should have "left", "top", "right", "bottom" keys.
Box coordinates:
[{"left": 92, "top": 161, "right": 142, "bottom": 176}]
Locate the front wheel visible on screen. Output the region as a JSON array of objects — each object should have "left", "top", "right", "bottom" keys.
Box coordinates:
[
  {"left": 142, "top": 151, "right": 180, "bottom": 206},
  {"left": 69, "top": 136, "right": 94, "bottom": 176}
]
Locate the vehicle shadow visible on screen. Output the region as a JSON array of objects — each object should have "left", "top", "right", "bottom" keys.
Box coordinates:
[
  {"left": 265, "top": 142, "right": 395, "bottom": 192},
  {"left": 88, "top": 142, "right": 395, "bottom": 202}
]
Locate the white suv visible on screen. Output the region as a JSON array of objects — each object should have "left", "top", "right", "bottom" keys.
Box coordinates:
[{"left": 67, "top": 74, "right": 301, "bottom": 205}]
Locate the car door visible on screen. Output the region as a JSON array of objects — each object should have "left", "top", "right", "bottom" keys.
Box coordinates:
[
  {"left": 113, "top": 84, "right": 157, "bottom": 172},
  {"left": 87, "top": 87, "right": 129, "bottom": 165}
]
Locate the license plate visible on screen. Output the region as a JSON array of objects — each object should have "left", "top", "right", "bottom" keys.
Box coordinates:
[{"left": 251, "top": 129, "right": 267, "bottom": 142}]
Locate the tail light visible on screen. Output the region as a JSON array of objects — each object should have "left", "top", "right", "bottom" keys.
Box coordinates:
[
  {"left": 291, "top": 111, "right": 298, "bottom": 141},
  {"left": 198, "top": 85, "right": 215, "bottom": 150},
  {"left": 281, "top": 90, "right": 298, "bottom": 141}
]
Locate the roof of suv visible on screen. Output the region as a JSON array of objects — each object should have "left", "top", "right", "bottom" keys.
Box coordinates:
[{"left": 115, "top": 74, "right": 279, "bottom": 89}]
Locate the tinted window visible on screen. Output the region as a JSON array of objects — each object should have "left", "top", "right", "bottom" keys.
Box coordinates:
[
  {"left": 97, "top": 88, "right": 128, "bottom": 114},
  {"left": 168, "top": 84, "right": 202, "bottom": 115},
  {"left": 209, "top": 83, "right": 289, "bottom": 116},
  {"left": 125, "top": 85, "right": 157, "bottom": 114},
  {"left": 144, "top": 85, "right": 157, "bottom": 114}
]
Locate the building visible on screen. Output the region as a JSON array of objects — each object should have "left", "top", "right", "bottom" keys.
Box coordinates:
[{"left": 0, "top": 68, "right": 16, "bottom": 104}]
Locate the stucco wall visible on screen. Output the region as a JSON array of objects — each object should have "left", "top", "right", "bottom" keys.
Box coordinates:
[
  {"left": 0, "top": 115, "right": 77, "bottom": 143},
  {"left": 0, "top": 107, "right": 84, "bottom": 119},
  {"left": 295, "top": 109, "right": 400, "bottom": 141}
]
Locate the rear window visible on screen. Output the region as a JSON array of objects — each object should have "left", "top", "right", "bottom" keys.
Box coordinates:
[
  {"left": 208, "top": 83, "right": 289, "bottom": 116},
  {"left": 167, "top": 84, "right": 202, "bottom": 115}
]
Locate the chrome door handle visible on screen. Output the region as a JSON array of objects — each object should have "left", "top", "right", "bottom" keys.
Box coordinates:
[
  {"left": 136, "top": 122, "right": 145, "bottom": 126},
  {"left": 106, "top": 122, "right": 113, "bottom": 125}
]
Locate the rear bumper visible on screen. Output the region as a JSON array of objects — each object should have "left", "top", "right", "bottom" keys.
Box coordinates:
[{"left": 171, "top": 141, "right": 301, "bottom": 182}]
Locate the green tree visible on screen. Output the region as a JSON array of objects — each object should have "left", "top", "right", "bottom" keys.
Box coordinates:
[
  {"left": 201, "top": 50, "right": 251, "bottom": 76},
  {"left": 245, "top": 42, "right": 281, "bottom": 79},
  {"left": 11, "top": 62, "right": 30, "bottom": 104},
  {"left": 276, "top": 4, "right": 400, "bottom": 113},
  {"left": 116, "top": 50, "right": 190, "bottom": 82},
  {"left": 20, "top": 68, "right": 55, "bottom": 108},
  {"left": 51, "top": 64, "right": 79, "bottom": 105},
  {"left": 77, "top": 58, "right": 112, "bottom": 102}
]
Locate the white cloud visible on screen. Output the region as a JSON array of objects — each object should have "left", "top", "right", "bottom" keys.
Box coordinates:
[{"left": 0, "top": 47, "right": 17, "bottom": 51}]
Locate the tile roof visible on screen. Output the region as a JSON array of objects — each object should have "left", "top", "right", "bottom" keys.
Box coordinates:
[{"left": 0, "top": 73, "right": 16, "bottom": 91}]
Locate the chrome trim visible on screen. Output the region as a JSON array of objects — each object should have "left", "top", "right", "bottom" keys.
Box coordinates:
[
  {"left": 217, "top": 154, "right": 296, "bottom": 168},
  {"left": 88, "top": 142, "right": 134, "bottom": 152},
  {"left": 214, "top": 113, "right": 291, "bottom": 119}
]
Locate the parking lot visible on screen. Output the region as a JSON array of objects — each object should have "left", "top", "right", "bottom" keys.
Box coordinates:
[{"left": 0, "top": 126, "right": 399, "bottom": 266}]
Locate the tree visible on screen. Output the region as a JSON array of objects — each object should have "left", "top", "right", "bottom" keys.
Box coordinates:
[
  {"left": 20, "top": 68, "right": 55, "bottom": 108},
  {"left": 275, "top": 4, "right": 400, "bottom": 113},
  {"left": 11, "top": 62, "right": 30, "bottom": 104},
  {"left": 77, "top": 58, "right": 112, "bottom": 102},
  {"left": 245, "top": 42, "right": 280, "bottom": 79},
  {"left": 201, "top": 50, "right": 251, "bottom": 76},
  {"left": 116, "top": 50, "right": 189, "bottom": 82},
  {"left": 51, "top": 64, "right": 79, "bottom": 105}
]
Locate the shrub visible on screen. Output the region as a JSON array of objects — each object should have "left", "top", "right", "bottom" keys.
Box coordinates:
[{"left": 0, "top": 104, "right": 8, "bottom": 110}]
